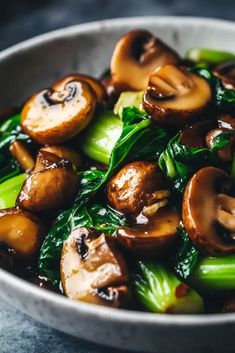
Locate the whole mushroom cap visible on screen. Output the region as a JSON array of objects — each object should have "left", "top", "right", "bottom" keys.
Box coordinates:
[
  {"left": 111, "top": 29, "right": 179, "bottom": 91},
  {"left": 21, "top": 76, "right": 97, "bottom": 145}
]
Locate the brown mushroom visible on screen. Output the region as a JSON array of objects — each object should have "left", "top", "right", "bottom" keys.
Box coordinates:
[
  {"left": 0, "top": 208, "right": 44, "bottom": 257},
  {"left": 217, "top": 114, "right": 235, "bottom": 131},
  {"left": 21, "top": 76, "right": 97, "bottom": 145},
  {"left": 206, "top": 128, "right": 234, "bottom": 162},
  {"left": 182, "top": 166, "right": 235, "bottom": 256},
  {"left": 179, "top": 120, "right": 212, "bottom": 148},
  {"left": 117, "top": 206, "right": 180, "bottom": 257},
  {"left": 57, "top": 74, "right": 106, "bottom": 103},
  {"left": 61, "top": 227, "right": 130, "bottom": 307},
  {"left": 107, "top": 161, "right": 167, "bottom": 217},
  {"left": 9, "top": 141, "right": 35, "bottom": 171},
  {"left": 40, "top": 145, "right": 81, "bottom": 170},
  {"left": 143, "top": 64, "right": 211, "bottom": 126},
  {"left": 110, "top": 30, "right": 179, "bottom": 91},
  {"left": 18, "top": 150, "right": 79, "bottom": 212},
  {"left": 213, "top": 61, "right": 235, "bottom": 90}
]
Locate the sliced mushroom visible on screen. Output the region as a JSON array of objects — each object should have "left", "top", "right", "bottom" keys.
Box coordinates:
[
  {"left": 57, "top": 74, "right": 106, "bottom": 103},
  {"left": 21, "top": 76, "right": 97, "bottom": 145},
  {"left": 143, "top": 64, "right": 211, "bottom": 126},
  {"left": 217, "top": 114, "right": 235, "bottom": 131},
  {"left": 61, "top": 227, "right": 130, "bottom": 307},
  {"left": 179, "top": 120, "right": 212, "bottom": 148},
  {"left": 214, "top": 61, "right": 235, "bottom": 90},
  {"left": 182, "top": 166, "right": 235, "bottom": 256},
  {"left": 9, "top": 141, "right": 35, "bottom": 171},
  {"left": 0, "top": 208, "right": 44, "bottom": 257},
  {"left": 111, "top": 30, "right": 179, "bottom": 91},
  {"left": 117, "top": 207, "right": 180, "bottom": 257},
  {"left": 206, "top": 128, "right": 234, "bottom": 162},
  {"left": 18, "top": 150, "right": 79, "bottom": 212},
  {"left": 40, "top": 146, "right": 81, "bottom": 170},
  {"left": 107, "top": 161, "right": 166, "bottom": 217}
]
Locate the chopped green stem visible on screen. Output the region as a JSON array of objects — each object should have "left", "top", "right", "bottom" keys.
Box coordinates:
[
  {"left": 82, "top": 110, "right": 122, "bottom": 165},
  {"left": 0, "top": 173, "right": 27, "bottom": 209},
  {"left": 135, "top": 261, "right": 204, "bottom": 314},
  {"left": 191, "top": 255, "right": 235, "bottom": 291},
  {"left": 114, "top": 91, "right": 144, "bottom": 117},
  {"left": 186, "top": 48, "right": 235, "bottom": 64}
]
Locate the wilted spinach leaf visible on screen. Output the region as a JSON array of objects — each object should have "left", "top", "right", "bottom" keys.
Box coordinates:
[
  {"left": 173, "top": 227, "right": 199, "bottom": 281},
  {"left": 158, "top": 133, "right": 218, "bottom": 193},
  {"left": 209, "top": 130, "right": 232, "bottom": 151}
]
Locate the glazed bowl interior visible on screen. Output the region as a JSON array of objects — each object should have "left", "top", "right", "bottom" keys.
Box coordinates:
[{"left": 1, "top": 16, "right": 235, "bottom": 353}]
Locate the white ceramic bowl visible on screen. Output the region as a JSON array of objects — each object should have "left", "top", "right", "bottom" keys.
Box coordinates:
[{"left": 1, "top": 17, "right": 235, "bottom": 353}]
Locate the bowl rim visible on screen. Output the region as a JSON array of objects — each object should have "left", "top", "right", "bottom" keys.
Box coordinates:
[{"left": 1, "top": 15, "right": 235, "bottom": 326}]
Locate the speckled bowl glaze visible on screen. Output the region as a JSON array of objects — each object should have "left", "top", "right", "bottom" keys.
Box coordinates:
[{"left": 1, "top": 17, "right": 235, "bottom": 353}]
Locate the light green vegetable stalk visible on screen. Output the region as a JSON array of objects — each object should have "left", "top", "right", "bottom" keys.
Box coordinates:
[
  {"left": 191, "top": 255, "right": 235, "bottom": 291},
  {"left": 114, "top": 91, "right": 144, "bottom": 117},
  {"left": 186, "top": 48, "right": 235, "bottom": 64},
  {"left": 82, "top": 110, "right": 122, "bottom": 165},
  {"left": 0, "top": 173, "right": 27, "bottom": 209},
  {"left": 134, "top": 261, "right": 204, "bottom": 314}
]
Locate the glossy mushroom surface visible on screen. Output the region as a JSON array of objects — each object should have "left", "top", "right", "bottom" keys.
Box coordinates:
[
  {"left": 143, "top": 64, "right": 211, "bottom": 126},
  {"left": 183, "top": 166, "right": 235, "bottom": 256},
  {"left": 21, "top": 76, "right": 97, "bottom": 145},
  {"left": 0, "top": 208, "right": 44, "bottom": 257},
  {"left": 111, "top": 30, "right": 179, "bottom": 91},
  {"left": 61, "top": 227, "right": 130, "bottom": 307},
  {"left": 18, "top": 151, "right": 79, "bottom": 212},
  {"left": 214, "top": 61, "right": 235, "bottom": 90},
  {"left": 40, "top": 145, "right": 81, "bottom": 170},
  {"left": 117, "top": 207, "right": 180, "bottom": 257},
  {"left": 107, "top": 161, "right": 166, "bottom": 217}
]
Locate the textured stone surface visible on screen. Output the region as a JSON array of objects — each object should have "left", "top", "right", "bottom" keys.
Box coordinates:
[{"left": 0, "top": 1, "right": 234, "bottom": 352}]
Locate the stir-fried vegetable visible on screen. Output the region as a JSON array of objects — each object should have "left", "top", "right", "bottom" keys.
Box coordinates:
[
  {"left": 134, "top": 260, "right": 204, "bottom": 313},
  {"left": 2, "top": 29, "right": 235, "bottom": 314}
]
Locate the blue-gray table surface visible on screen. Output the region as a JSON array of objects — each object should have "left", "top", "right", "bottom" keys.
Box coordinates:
[{"left": 0, "top": 0, "right": 234, "bottom": 352}]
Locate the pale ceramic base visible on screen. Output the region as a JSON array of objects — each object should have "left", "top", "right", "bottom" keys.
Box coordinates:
[{"left": 0, "top": 17, "right": 235, "bottom": 353}]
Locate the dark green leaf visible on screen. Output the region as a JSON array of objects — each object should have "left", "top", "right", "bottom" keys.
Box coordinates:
[
  {"left": 173, "top": 227, "right": 199, "bottom": 281},
  {"left": 158, "top": 133, "right": 218, "bottom": 194},
  {"left": 209, "top": 131, "right": 232, "bottom": 151}
]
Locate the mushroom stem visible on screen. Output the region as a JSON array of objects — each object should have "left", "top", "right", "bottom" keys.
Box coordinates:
[{"left": 9, "top": 141, "right": 34, "bottom": 172}]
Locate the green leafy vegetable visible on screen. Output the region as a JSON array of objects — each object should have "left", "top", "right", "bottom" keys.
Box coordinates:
[
  {"left": 38, "top": 204, "right": 126, "bottom": 285},
  {"left": 186, "top": 48, "right": 235, "bottom": 64},
  {"left": 209, "top": 130, "right": 232, "bottom": 151},
  {"left": 134, "top": 260, "right": 204, "bottom": 314},
  {"left": 0, "top": 114, "right": 33, "bottom": 183},
  {"left": 173, "top": 227, "right": 199, "bottom": 281},
  {"left": 190, "top": 64, "right": 235, "bottom": 113},
  {"left": 0, "top": 173, "right": 27, "bottom": 209},
  {"left": 158, "top": 133, "right": 218, "bottom": 193}
]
